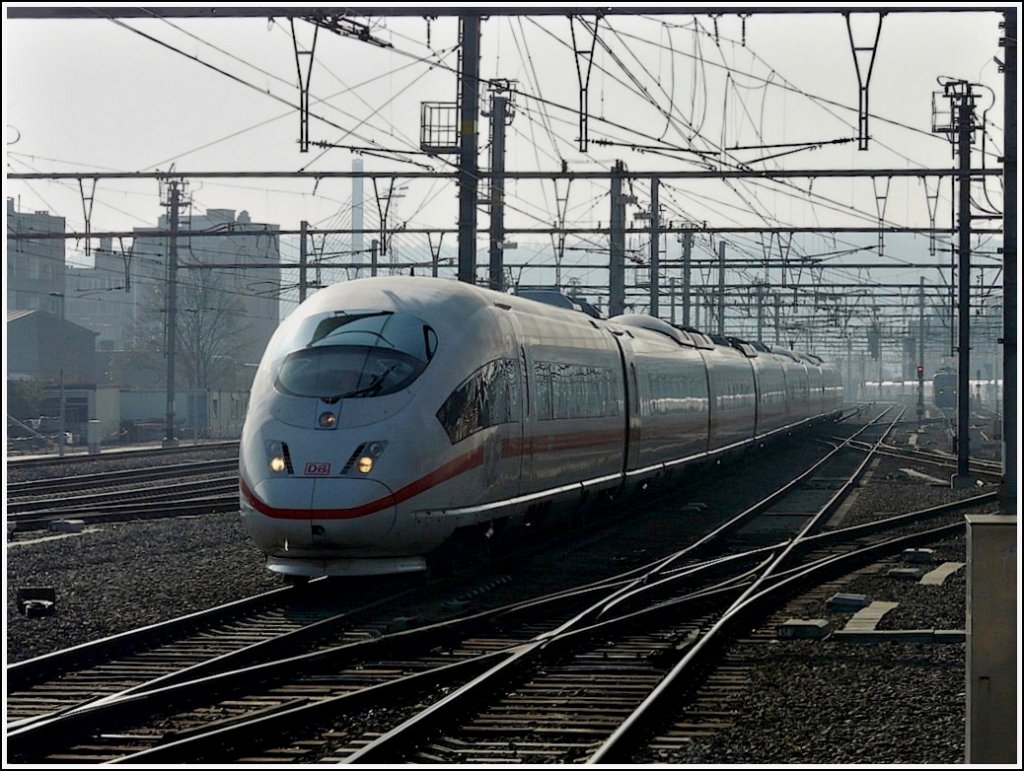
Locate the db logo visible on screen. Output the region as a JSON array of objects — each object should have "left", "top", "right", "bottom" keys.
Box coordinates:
[{"left": 304, "top": 462, "right": 331, "bottom": 475}]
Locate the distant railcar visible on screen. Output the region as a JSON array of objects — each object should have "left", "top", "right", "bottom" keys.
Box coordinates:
[{"left": 932, "top": 369, "right": 957, "bottom": 409}]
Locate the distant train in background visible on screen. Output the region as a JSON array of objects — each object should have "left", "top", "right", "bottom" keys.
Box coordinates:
[
  {"left": 932, "top": 368, "right": 957, "bottom": 409},
  {"left": 861, "top": 370, "right": 1001, "bottom": 409}
]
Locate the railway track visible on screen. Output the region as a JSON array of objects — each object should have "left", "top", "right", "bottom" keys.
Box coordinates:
[
  {"left": 7, "top": 483, "right": 239, "bottom": 532},
  {"left": 118, "top": 500, "right": 978, "bottom": 766},
  {"left": 6, "top": 441, "right": 240, "bottom": 471},
  {"left": 8, "top": 405, "right": 993, "bottom": 764},
  {"left": 846, "top": 439, "right": 1003, "bottom": 479},
  {"left": 6, "top": 574, "right": 425, "bottom": 729},
  {"left": 7, "top": 459, "right": 240, "bottom": 532},
  {"left": 7, "top": 458, "right": 238, "bottom": 498}
]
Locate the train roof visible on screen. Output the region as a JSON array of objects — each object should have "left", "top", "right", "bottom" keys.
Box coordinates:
[
  {"left": 608, "top": 314, "right": 712, "bottom": 349},
  {"left": 515, "top": 288, "right": 603, "bottom": 318},
  {"left": 295, "top": 278, "right": 833, "bottom": 366},
  {"left": 294, "top": 276, "right": 605, "bottom": 335}
]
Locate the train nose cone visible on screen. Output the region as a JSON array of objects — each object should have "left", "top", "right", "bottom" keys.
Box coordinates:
[
  {"left": 241, "top": 477, "right": 397, "bottom": 554},
  {"left": 310, "top": 478, "right": 398, "bottom": 544}
]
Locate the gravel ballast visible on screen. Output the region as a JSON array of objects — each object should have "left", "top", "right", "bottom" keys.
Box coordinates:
[{"left": 6, "top": 512, "right": 278, "bottom": 663}]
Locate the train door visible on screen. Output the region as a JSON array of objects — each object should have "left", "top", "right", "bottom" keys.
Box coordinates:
[
  {"left": 506, "top": 312, "right": 532, "bottom": 495},
  {"left": 489, "top": 307, "right": 525, "bottom": 501},
  {"left": 750, "top": 355, "right": 763, "bottom": 438},
  {"left": 699, "top": 349, "right": 717, "bottom": 450},
  {"left": 607, "top": 328, "right": 639, "bottom": 475}
]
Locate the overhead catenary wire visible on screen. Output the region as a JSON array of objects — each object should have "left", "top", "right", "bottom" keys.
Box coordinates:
[
  {"left": 8, "top": 15, "right": 987, "bottom": 247},
  {"left": 6, "top": 12, "right": 1004, "bottom": 335},
  {"left": 102, "top": 14, "right": 441, "bottom": 171},
  {"left": 517, "top": 16, "right": 910, "bottom": 244}
]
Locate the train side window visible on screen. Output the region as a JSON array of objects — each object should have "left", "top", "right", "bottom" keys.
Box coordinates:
[
  {"left": 533, "top": 361, "right": 618, "bottom": 421},
  {"left": 436, "top": 358, "right": 522, "bottom": 444}
]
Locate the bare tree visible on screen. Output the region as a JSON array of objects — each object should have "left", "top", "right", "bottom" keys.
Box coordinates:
[
  {"left": 177, "top": 270, "right": 252, "bottom": 390},
  {"left": 129, "top": 269, "right": 253, "bottom": 391}
]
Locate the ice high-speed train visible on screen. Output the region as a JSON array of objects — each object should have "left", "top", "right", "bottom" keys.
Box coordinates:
[{"left": 239, "top": 277, "right": 843, "bottom": 577}]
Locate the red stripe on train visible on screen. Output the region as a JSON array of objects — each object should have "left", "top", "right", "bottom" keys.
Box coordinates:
[
  {"left": 242, "top": 427, "right": 630, "bottom": 522},
  {"left": 240, "top": 447, "right": 485, "bottom": 520}
]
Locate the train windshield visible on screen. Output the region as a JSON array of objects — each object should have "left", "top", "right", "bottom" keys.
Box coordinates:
[{"left": 273, "top": 312, "right": 437, "bottom": 399}]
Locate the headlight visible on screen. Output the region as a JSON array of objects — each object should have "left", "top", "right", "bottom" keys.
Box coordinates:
[
  {"left": 346, "top": 440, "right": 387, "bottom": 475},
  {"left": 267, "top": 440, "right": 292, "bottom": 474}
]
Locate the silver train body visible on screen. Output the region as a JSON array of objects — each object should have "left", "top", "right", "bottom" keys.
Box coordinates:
[{"left": 240, "top": 277, "right": 843, "bottom": 577}]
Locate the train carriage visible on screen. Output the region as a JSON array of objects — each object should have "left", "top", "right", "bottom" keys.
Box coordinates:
[{"left": 748, "top": 344, "right": 789, "bottom": 439}]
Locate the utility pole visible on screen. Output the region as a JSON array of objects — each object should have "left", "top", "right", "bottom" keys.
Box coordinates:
[
  {"left": 878, "top": 330, "right": 884, "bottom": 400},
  {"left": 1000, "top": 8, "right": 1016, "bottom": 511},
  {"left": 299, "top": 219, "right": 308, "bottom": 302},
  {"left": 487, "top": 91, "right": 508, "bottom": 292},
  {"left": 680, "top": 231, "right": 693, "bottom": 327},
  {"left": 717, "top": 240, "right": 726, "bottom": 336},
  {"left": 774, "top": 292, "right": 781, "bottom": 345},
  {"left": 457, "top": 14, "right": 481, "bottom": 284},
  {"left": 163, "top": 179, "right": 181, "bottom": 448},
  {"left": 59, "top": 299, "right": 66, "bottom": 456},
  {"left": 371, "top": 239, "right": 379, "bottom": 277},
  {"left": 951, "top": 82, "right": 976, "bottom": 488},
  {"left": 58, "top": 297, "right": 66, "bottom": 456},
  {"left": 609, "top": 160, "right": 626, "bottom": 316},
  {"left": 965, "top": 19, "right": 1015, "bottom": 766},
  {"left": 756, "top": 283, "right": 764, "bottom": 343},
  {"left": 846, "top": 336, "right": 853, "bottom": 404},
  {"left": 428, "top": 234, "right": 443, "bottom": 278},
  {"left": 918, "top": 276, "right": 925, "bottom": 419},
  {"left": 352, "top": 159, "right": 364, "bottom": 277},
  {"left": 48, "top": 291, "right": 66, "bottom": 457},
  {"left": 649, "top": 177, "right": 660, "bottom": 318},
  {"left": 669, "top": 277, "right": 677, "bottom": 325}
]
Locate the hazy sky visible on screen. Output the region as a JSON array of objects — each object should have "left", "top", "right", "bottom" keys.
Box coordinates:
[{"left": 2, "top": 3, "right": 1012, "bottom": 305}]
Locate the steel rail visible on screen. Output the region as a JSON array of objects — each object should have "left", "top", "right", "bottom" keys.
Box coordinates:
[
  {"left": 6, "top": 440, "right": 240, "bottom": 468},
  {"left": 6, "top": 458, "right": 238, "bottom": 496},
  {"left": 342, "top": 409, "right": 903, "bottom": 762},
  {"left": 6, "top": 582, "right": 305, "bottom": 694},
  {"left": 587, "top": 409, "right": 911, "bottom": 762},
  {"left": 4, "top": 547, "right": 738, "bottom": 756},
  {"left": 834, "top": 436, "right": 1004, "bottom": 477},
  {"left": 7, "top": 493, "right": 240, "bottom": 532},
  {"left": 24, "top": 490, "right": 988, "bottom": 763},
  {"left": 5, "top": 410, "right": 917, "bottom": 761},
  {"left": 125, "top": 509, "right": 964, "bottom": 764},
  {"left": 8, "top": 476, "right": 238, "bottom": 513},
  {"left": 344, "top": 494, "right": 975, "bottom": 763},
  {"left": 587, "top": 518, "right": 968, "bottom": 763},
  {"left": 9, "top": 575, "right": 472, "bottom": 762}
]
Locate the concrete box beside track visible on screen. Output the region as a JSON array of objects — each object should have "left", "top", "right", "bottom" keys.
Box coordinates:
[
  {"left": 965, "top": 514, "right": 1016, "bottom": 764},
  {"left": 901, "top": 547, "right": 935, "bottom": 564},
  {"left": 49, "top": 519, "right": 85, "bottom": 533},
  {"left": 777, "top": 618, "right": 830, "bottom": 639},
  {"left": 826, "top": 592, "right": 871, "bottom": 611}
]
